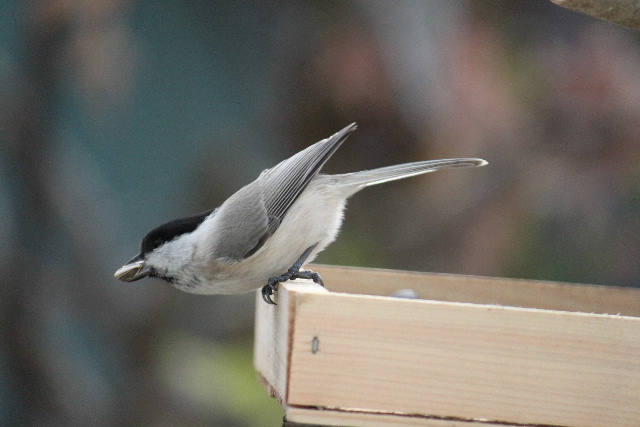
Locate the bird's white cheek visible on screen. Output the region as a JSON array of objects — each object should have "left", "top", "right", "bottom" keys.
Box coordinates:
[{"left": 146, "top": 234, "right": 198, "bottom": 275}]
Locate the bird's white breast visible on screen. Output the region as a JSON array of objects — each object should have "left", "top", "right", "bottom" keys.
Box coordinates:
[{"left": 181, "top": 176, "right": 347, "bottom": 294}]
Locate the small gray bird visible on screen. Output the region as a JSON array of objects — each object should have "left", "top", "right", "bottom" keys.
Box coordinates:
[{"left": 115, "top": 123, "right": 487, "bottom": 304}]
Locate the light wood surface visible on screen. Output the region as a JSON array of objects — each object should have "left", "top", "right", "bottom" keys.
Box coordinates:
[
  {"left": 311, "top": 264, "right": 640, "bottom": 316},
  {"left": 285, "top": 405, "right": 524, "bottom": 427},
  {"left": 254, "top": 265, "right": 640, "bottom": 427},
  {"left": 255, "top": 280, "right": 329, "bottom": 403}
]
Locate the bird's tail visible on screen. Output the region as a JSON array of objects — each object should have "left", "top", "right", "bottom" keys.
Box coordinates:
[{"left": 333, "top": 158, "right": 487, "bottom": 196}]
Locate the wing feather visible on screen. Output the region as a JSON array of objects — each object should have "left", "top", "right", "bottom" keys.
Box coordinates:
[
  {"left": 259, "top": 123, "right": 356, "bottom": 221},
  {"left": 213, "top": 123, "right": 356, "bottom": 261}
]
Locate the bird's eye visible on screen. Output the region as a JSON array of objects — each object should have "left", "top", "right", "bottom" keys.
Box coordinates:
[{"left": 153, "top": 238, "right": 163, "bottom": 249}]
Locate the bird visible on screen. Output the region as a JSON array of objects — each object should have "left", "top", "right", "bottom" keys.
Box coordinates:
[{"left": 115, "top": 123, "right": 487, "bottom": 304}]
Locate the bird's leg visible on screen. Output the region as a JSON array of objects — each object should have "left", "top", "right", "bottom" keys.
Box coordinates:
[{"left": 261, "top": 243, "right": 324, "bottom": 305}]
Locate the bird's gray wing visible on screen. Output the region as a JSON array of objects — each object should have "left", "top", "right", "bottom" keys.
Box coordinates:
[
  {"left": 213, "top": 123, "right": 357, "bottom": 261},
  {"left": 259, "top": 123, "right": 356, "bottom": 220},
  {"left": 209, "top": 181, "right": 280, "bottom": 261}
]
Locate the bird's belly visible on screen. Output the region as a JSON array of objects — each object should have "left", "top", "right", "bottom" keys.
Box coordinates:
[{"left": 177, "top": 183, "right": 346, "bottom": 295}]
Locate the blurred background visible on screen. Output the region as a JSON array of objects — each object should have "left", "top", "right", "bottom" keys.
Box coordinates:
[{"left": 1, "top": 1, "right": 639, "bottom": 426}]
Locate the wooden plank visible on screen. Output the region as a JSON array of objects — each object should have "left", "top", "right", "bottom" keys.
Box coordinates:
[
  {"left": 254, "top": 280, "right": 329, "bottom": 403},
  {"left": 285, "top": 405, "right": 514, "bottom": 427},
  {"left": 310, "top": 264, "right": 640, "bottom": 316},
  {"left": 285, "top": 285, "right": 640, "bottom": 427},
  {"left": 255, "top": 266, "right": 640, "bottom": 427}
]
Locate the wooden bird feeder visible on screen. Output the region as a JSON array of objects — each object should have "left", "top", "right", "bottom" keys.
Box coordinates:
[{"left": 254, "top": 264, "right": 640, "bottom": 427}]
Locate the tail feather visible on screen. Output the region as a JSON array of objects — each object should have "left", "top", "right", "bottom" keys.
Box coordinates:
[{"left": 335, "top": 158, "right": 487, "bottom": 195}]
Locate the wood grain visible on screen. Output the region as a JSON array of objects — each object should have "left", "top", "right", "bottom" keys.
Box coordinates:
[
  {"left": 254, "top": 280, "right": 328, "bottom": 403},
  {"left": 285, "top": 405, "right": 523, "bottom": 427},
  {"left": 254, "top": 266, "right": 640, "bottom": 427},
  {"left": 310, "top": 264, "right": 640, "bottom": 316}
]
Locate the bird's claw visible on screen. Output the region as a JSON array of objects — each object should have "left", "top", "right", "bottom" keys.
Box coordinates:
[
  {"left": 261, "top": 269, "right": 325, "bottom": 305},
  {"left": 293, "top": 270, "right": 324, "bottom": 287},
  {"left": 262, "top": 244, "right": 323, "bottom": 305},
  {"left": 261, "top": 279, "right": 279, "bottom": 305}
]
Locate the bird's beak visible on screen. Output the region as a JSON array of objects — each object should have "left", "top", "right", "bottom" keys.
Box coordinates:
[{"left": 114, "top": 254, "right": 151, "bottom": 282}]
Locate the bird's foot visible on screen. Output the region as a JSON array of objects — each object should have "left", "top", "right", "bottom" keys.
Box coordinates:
[
  {"left": 261, "top": 278, "right": 280, "bottom": 305},
  {"left": 292, "top": 269, "right": 325, "bottom": 287},
  {"left": 261, "top": 244, "right": 323, "bottom": 305},
  {"left": 261, "top": 268, "right": 324, "bottom": 305}
]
